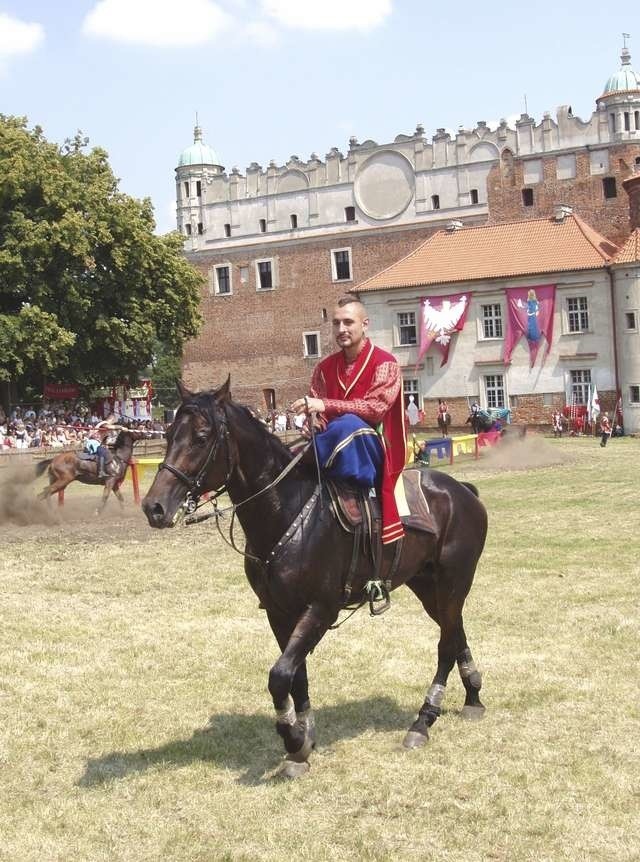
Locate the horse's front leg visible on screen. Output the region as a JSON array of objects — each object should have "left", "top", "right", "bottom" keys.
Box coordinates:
[
  {"left": 112, "top": 482, "right": 125, "bottom": 509},
  {"left": 268, "top": 604, "right": 330, "bottom": 776},
  {"left": 96, "top": 482, "right": 110, "bottom": 515}
]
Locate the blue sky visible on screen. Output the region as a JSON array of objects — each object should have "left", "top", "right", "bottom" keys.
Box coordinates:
[{"left": 1, "top": 1, "right": 637, "bottom": 233}]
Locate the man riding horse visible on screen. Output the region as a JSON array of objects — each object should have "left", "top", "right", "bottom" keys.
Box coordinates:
[
  {"left": 437, "top": 398, "right": 450, "bottom": 437},
  {"left": 292, "top": 293, "right": 406, "bottom": 545}
]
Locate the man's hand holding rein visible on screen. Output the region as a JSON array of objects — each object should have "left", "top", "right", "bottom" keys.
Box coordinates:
[{"left": 291, "top": 396, "right": 325, "bottom": 416}]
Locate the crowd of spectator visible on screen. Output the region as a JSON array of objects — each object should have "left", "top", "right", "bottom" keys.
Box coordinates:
[{"left": 0, "top": 401, "right": 167, "bottom": 451}]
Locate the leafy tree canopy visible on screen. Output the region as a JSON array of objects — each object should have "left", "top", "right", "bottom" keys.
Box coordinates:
[{"left": 0, "top": 115, "right": 202, "bottom": 390}]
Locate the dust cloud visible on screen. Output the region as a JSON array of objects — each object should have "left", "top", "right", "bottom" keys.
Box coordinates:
[
  {"left": 0, "top": 465, "right": 57, "bottom": 526},
  {"left": 477, "top": 433, "right": 569, "bottom": 472}
]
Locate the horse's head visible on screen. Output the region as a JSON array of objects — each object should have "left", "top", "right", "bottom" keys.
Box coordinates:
[{"left": 142, "top": 377, "right": 232, "bottom": 528}]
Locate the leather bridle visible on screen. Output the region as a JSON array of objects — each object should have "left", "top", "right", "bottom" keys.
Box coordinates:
[{"left": 157, "top": 406, "right": 232, "bottom": 505}]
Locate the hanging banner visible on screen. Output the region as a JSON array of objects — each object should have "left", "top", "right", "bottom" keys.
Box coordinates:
[
  {"left": 419, "top": 293, "right": 470, "bottom": 367},
  {"left": 43, "top": 383, "right": 81, "bottom": 400},
  {"left": 503, "top": 284, "right": 556, "bottom": 367}
]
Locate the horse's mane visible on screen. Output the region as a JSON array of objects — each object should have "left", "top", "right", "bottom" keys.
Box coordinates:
[
  {"left": 180, "top": 391, "right": 294, "bottom": 462},
  {"left": 113, "top": 429, "right": 134, "bottom": 449}
]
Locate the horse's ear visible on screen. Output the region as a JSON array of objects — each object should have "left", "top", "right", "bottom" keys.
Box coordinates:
[
  {"left": 176, "top": 379, "right": 192, "bottom": 402},
  {"left": 215, "top": 375, "right": 232, "bottom": 403}
]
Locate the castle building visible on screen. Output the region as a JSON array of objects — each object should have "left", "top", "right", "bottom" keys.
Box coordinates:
[{"left": 176, "top": 43, "right": 640, "bottom": 427}]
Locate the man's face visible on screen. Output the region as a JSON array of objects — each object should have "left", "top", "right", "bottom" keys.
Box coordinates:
[{"left": 332, "top": 302, "right": 368, "bottom": 351}]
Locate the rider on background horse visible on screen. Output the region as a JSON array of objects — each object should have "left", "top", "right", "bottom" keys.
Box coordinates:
[
  {"left": 86, "top": 414, "right": 121, "bottom": 477},
  {"left": 437, "top": 398, "right": 450, "bottom": 437},
  {"left": 292, "top": 293, "right": 406, "bottom": 545}
]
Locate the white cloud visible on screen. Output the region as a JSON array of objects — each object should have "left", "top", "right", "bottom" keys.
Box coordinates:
[
  {"left": 244, "top": 19, "right": 279, "bottom": 47},
  {"left": 82, "top": 0, "right": 231, "bottom": 46},
  {"left": 0, "top": 13, "right": 44, "bottom": 64},
  {"left": 261, "top": 0, "right": 392, "bottom": 31}
]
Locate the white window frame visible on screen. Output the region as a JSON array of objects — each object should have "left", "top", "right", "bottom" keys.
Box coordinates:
[
  {"left": 567, "top": 368, "right": 592, "bottom": 406},
  {"left": 396, "top": 311, "right": 418, "bottom": 347},
  {"left": 255, "top": 257, "right": 277, "bottom": 291},
  {"left": 479, "top": 302, "right": 504, "bottom": 340},
  {"left": 565, "top": 295, "right": 590, "bottom": 334},
  {"left": 330, "top": 247, "right": 352, "bottom": 283},
  {"left": 482, "top": 373, "right": 506, "bottom": 409},
  {"left": 303, "top": 331, "right": 320, "bottom": 358},
  {"left": 212, "top": 263, "right": 232, "bottom": 296},
  {"left": 403, "top": 378, "right": 420, "bottom": 409}
]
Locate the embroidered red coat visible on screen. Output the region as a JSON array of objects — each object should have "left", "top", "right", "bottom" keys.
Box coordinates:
[{"left": 311, "top": 340, "right": 406, "bottom": 544}]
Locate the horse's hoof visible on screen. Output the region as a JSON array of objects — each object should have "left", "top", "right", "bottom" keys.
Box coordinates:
[
  {"left": 402, "top": 729, "right": 428, "bottom": 749},
  {"left": 290, "top": 736, "right": 314, "bottom": 762},
  {"left": 461, "top": 705, "right": 486, "bottom": 721},
  {"left": 279, "top": 757, "right": 310, "bottom": 779}
]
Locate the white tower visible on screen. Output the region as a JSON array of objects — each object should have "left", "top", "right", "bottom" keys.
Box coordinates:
[{"left": 175, "top": 123, "right": 224, "bottom": 246}]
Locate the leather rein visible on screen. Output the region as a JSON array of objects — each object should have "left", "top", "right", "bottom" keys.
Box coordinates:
[{"left": 157, "top": 405, "right": 312, "bottom": 563}]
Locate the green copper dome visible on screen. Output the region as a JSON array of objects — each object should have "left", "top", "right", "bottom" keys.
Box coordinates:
[
  {"left": 601, "top": 44, "right": 640, "bottom": 96},
  {"left": 178, "top": 125, "right": 221, "bottom": 167}
]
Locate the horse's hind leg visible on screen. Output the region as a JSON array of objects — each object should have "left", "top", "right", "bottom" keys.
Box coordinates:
[
  {"left": 404, "top": 568, "right": 479, "bottom": 748},
  {"left": 457, "top": 644, "right": 485, "bottom": 720}
]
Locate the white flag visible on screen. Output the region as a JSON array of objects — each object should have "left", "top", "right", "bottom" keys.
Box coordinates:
[{"left": 591, "top": 384, "right": 600, "bottom": 420}]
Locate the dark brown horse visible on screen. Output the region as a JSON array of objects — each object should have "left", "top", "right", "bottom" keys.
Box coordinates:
[
  {"left": 35, "top": 430, "right": 139, "bottom": 513},
  {"left": 466, "top": 410, "right": 495, "bottom": 435},
  {"left": 437, "top": 411, "right": 451, "bottom": 437},
  {"left": 142, "top": 380, "right": 488, "bottom": 776}
]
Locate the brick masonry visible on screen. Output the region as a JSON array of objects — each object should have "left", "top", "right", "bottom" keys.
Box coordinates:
[
  {"left": 623, "top": 173, "right": 640, "bottom": 230},
  {"left": 182, "top": 223, "right": 473, "bottom": 408},
  {"left": 487, "top": 144, "right": 640, "bottom": 245},
  {"left": 182, "top": 148, "right": 639, "bottom": 427},
  {"left": 417, "top": 392, "right": 618, "bottom": 433}
]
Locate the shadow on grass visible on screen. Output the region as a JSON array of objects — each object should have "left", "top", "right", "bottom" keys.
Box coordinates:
[{"left": 77, "top": 695, "right": 414, "bottom": 787}]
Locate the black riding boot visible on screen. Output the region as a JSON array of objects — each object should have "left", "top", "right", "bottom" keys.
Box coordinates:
[{"left": 98, "top": 456, "right": 107, "bottom": 478}]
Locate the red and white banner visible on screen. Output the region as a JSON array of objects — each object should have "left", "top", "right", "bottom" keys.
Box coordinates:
[
  {"left": 503, "top": 284, "right": 556, "bottom": 367},
  {"left": 419, "top": 293, "right": 470, "bottom": 367}
]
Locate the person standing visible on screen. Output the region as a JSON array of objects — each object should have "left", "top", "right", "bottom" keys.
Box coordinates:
[
  {"left": 599, "top": 412, "right": 612, "bottom": 447},
  {"left": 292, "top": 294, "right": 405, "bottom": 545}
]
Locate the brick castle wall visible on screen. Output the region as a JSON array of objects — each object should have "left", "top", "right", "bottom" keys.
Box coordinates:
[
  {"left": 487, "top": 144, "right": 640, "bottom": 245},
  {"left": 623, "top": 173, "right": 640, "bottom": 230},
  {"left": 182, "top": 223, "right": 468, "bottom": 410}
]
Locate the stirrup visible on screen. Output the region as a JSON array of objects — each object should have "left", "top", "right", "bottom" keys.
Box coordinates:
[{"left": 365, "top": 579, "right": 391, "bottom": 616}]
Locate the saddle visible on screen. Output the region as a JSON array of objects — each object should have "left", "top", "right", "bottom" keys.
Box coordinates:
[
  {"left": 326, "top": 470, "right": 438, "bottom": 612},
  {"left": 327, "top": 469, "right": 437, "bottom": 538}
]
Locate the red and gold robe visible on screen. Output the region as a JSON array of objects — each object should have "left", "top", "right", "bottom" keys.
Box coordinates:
[{"left": 311, "top": 340, "right": 405, "bottom": 544}]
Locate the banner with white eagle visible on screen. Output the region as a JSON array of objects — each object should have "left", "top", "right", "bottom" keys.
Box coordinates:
[{"left": 418, "top": 293, "right": 470, "bottom": 366}]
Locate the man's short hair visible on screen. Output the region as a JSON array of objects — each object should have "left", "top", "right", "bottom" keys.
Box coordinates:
[{"left": 336, "top": 293, "right": 364, "bottom": 309}]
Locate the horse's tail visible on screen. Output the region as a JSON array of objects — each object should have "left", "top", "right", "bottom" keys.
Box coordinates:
[
  {"left": 34, "top": 458, "right": 53, "bottom": 478},
  {"left": 461, "top": 481, "right": 480, "bottom": 498}
]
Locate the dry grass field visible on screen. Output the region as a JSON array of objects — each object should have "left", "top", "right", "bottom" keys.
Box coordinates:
[{"left": 0, "top": 434, "right": 638, "bottom": 861}]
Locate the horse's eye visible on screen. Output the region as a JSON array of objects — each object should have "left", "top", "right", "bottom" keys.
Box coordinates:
[{"left": 195, "top": 434, "right": 209, "bottom": 446}]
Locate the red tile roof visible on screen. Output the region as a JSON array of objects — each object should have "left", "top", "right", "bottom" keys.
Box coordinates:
[
  {"left": 612, "top": 228, "right": 640, "bottom": 264},
  {"left": 357, "top": 215, "right": 619, "bottom": 292}
]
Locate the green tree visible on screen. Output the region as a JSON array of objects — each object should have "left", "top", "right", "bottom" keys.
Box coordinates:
[{"left": 0, "top": 115, "right": 202, "bottom": 394}]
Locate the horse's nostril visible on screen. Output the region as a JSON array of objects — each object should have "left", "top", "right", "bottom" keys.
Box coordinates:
[{"left": 151, "top": 502, "right": 164, "bottom": 521}]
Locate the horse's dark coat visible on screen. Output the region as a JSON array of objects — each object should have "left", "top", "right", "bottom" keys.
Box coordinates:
[{"left": 142, "top": 381, "right": 489, "bottom": 767}]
